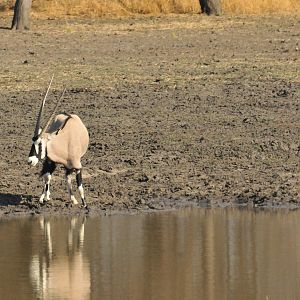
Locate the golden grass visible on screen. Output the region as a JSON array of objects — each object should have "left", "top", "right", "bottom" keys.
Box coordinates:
[
  {"left": 32, "top": 0, "right": 199, "bottom": 16},
  {"left": 1, "top": 0, "right": 300, "bottom": 15},
  {"left": 223, "top": 0, "right": 300, "bottom": 14}
]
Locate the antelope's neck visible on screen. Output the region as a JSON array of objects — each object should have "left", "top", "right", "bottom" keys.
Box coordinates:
[{"left": 40, "top": 134, "right": 50, "bottom": 159}]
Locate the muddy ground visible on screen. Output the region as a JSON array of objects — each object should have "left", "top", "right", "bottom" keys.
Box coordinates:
[{"left": 0, "top": 13, "right": 299, "bottom": 216}]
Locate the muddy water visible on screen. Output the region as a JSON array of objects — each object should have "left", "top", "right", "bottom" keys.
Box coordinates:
[{"left": 0, "top": 208, "right": 300, "bottom": 300}]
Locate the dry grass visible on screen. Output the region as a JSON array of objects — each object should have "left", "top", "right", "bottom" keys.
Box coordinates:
[
  {"left": 1, "top": 0, "right": 300, "bottom": 15},
  {"left": 223, "top": 0, "right": 300, "bottom": 14},
  {"left": 35, "top": 0, "right": 199, "bottom": 16}
]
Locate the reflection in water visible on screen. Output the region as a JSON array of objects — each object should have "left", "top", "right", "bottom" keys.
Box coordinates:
[
  {"left": 0, "top": 209, "right": 300, "bottom": 300},
  {"left": 29, "top": 217, "right": 90, "bottom": 300}
]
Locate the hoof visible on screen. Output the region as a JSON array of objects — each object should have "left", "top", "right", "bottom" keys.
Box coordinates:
[
  {"left": 39, "top": 195, "right": 45, "bottom": 204},
  {"left": 70, "top": 195, "right": 79, "bottom": 205},
  {"left": 81, "top": 199, "right": 88, "bottom": 210},
  {"left": 81, "top": 204, "right": 89, "bottom": 212}
]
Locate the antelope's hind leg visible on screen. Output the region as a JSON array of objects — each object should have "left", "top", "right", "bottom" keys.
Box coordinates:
[
  {"left": 40, "top": 159, "right": 56, "bottom": 204},
  {"left": 76, "top": 169, "right": 87, "bottom": 208},
  {"left": 65, "top": 168, "right": 78, "bottom": 205}
]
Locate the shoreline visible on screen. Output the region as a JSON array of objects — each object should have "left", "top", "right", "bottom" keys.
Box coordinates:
[{"left": 1, "top": 197, "right": 299, "bottom": 219}]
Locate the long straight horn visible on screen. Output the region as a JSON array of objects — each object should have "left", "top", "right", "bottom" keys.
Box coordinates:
[
  {"left": 34, "top": 75, "right": 54, "bottom": 137},
  {"left": 41, "top": 88, "right": 66, "bottom": 135}
]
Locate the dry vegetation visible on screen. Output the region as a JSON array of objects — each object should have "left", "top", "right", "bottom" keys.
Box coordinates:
[
  {"left": 223, "top": 0, "right": 300, "bottom": 14},
  {"left": 1, "top": 0, "right": 300, "bottom": 16}
]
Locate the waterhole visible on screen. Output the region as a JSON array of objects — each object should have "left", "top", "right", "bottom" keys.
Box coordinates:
[{"left": 0, "top": 208, "right": 299, "bottom": 299}]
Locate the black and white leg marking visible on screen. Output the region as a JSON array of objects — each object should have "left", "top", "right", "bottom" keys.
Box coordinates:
[
  {"left": 76, "top": 169, "right": 87, "bottom": 208},
  {"left": 40, "top": 159, "right": 56, "bottom": 204},
  {"left": 65, "top": 168, "right": 78, "bottom": 205}
]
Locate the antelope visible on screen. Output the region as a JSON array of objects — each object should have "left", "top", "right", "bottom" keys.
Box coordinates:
[{"left": 28, "top": 76, "right": 89, "bottom": 208}]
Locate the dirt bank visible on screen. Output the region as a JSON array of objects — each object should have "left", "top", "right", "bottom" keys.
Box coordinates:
[{"left": 0, "top": 14, "right": 299, "bottom": 216}]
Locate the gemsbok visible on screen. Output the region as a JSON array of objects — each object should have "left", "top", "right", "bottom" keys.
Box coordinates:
[{"left": 28, "top": 76, "right": 89, "bottom": 208}]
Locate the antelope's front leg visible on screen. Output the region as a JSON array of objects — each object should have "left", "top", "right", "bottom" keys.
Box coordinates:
[
  {"left": 66, "top": 168, "right": 78, "bottom": 205},
  {"left": 40, "top": 159, "right": 56, "bottom": 204},
  {"left": 40, "top": 173, "right": 52, "bottom": 204}
]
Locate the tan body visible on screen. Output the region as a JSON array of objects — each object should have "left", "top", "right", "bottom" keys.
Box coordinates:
[{"left": 45, "top": 114, "right": 89, "bottom": 169}]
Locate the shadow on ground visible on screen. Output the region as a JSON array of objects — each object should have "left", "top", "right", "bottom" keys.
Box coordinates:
[{"left": 0, "top": 193, "right": 32, "bottom": 206}]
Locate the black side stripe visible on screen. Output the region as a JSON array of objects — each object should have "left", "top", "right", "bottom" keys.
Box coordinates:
[{"left": 55, "top": 114, "right": 72, "bottom": 135}]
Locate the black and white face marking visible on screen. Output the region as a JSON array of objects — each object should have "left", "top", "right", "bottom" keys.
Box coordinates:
[
  {"left": 28, "top": 132, "right": 46, "bottom": 166},
  {"left": 28, "top": 136, "right": 40, "bottom": 166}
]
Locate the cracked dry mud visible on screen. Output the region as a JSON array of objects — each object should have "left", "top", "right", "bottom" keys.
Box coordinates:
[{"left": 0, "top": 14, "right": 299, "bottom": 216}]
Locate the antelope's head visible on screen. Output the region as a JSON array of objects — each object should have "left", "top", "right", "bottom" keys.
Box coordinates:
[{"left": 28, "top": 76, "right": 65, "bottom": 166}]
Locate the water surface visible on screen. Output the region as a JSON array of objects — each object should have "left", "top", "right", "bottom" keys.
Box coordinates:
[{"left": 0, "top": 208, "right": 300, "bottom": 299}]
